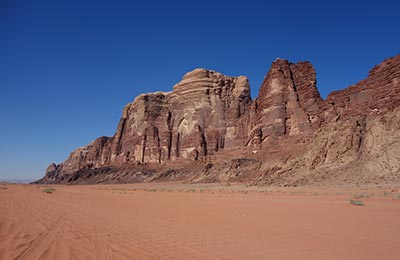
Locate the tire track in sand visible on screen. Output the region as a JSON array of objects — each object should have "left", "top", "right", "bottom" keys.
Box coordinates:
[
  {"left": 30, "top": 190, "right": 221, "bottom": 260},
  {"left": 92, "top": 225, "right": 113, "bottom": 260},
  {"left": 15, "top": 214, "right": 64, "bottom": 260}
]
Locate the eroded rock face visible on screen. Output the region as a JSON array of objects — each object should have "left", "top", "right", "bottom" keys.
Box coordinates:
[
  {"left": 258, "top": 107, "right": 400, "bottom": 187},
  {"left": 46, "top": 136, "right": 114, "bottom": 178},
  {"left": 323, "top": 55, "right": 400, "bottom": 120},
  {"left": 46, "top": 68, "right": 253, "bottom": 177},
  {"left": 114, "top": 69, "right": 252, "bottom": 164},
  {"left": 37, "top": 54, "right": 400, "bottom": 186},
  {"left": 250, "top": 59, "right": 323, "bottom": 145}
]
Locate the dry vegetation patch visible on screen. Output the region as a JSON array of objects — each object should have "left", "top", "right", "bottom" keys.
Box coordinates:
[{"left": 43, "top": 187, "right": 56, "bottom": 194}]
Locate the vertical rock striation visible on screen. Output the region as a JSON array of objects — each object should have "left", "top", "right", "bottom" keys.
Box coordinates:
[{"left": 251, "top": 59, "right": 323, "bottom": 144}]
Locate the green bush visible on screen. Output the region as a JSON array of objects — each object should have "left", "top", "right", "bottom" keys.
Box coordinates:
[
  {"left": 43, "top": 187, "right": 56, "bottom": 194},
  {"left": 349, "top": 199, "right": 365, "bottom": 206}
]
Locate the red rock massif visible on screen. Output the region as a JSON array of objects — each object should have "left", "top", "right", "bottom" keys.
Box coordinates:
[{"left": 37, "top": 55, "right": 400, "bottom": 186}]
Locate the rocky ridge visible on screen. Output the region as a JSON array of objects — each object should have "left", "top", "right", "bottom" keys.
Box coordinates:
[{"left": 37, "top": 55, "right": 400, "bottom": 186}]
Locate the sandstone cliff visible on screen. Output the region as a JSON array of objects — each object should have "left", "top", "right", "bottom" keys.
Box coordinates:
[{"left": 37, "top": 54, "right": 400, "bottom": 186}]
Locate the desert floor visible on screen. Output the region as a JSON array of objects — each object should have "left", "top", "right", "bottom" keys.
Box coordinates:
[{"left": 0, "top": 183, "right": 399, "bottom": 260}]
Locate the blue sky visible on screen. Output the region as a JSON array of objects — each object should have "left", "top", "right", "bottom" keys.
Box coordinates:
[{"left": 0, "top": 0, "right": 399, "bottom": 179}]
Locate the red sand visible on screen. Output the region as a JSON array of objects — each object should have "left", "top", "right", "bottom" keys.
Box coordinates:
[{"left": 0, "top": 184, "right": 399, "bottom": 259}]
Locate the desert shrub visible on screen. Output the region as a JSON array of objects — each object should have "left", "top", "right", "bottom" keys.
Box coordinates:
[
  {"left": 349, "top": 199, "right": 365, "bottom": 206},
  {"left": 43, "top": 187, "right": 56, "bottom": 194}
]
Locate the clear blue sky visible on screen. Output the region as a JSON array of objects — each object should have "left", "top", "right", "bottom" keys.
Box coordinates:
[{"left": 0, "top": 0, "right": 399, "bottom": 180}]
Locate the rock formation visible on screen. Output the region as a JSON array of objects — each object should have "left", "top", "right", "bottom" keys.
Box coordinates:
[
  {"left": 37, "top": 54, "right": 400, "bottom": 186},
  {"left": 42, "top": 68, "right": 253, "bottom": 180},
  {"left": 250, "top": 59, "right": 323, "bottom": 145},
  {"left": 323, "top": 55, "right": 400, "bottom": 120}
]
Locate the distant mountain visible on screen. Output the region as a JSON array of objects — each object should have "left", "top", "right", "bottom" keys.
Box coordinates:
[{"left": 0, "top": 179, "right": 36, "bottom": 184}]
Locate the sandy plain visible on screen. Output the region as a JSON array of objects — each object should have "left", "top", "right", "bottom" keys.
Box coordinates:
[{"left": 0, "top": 183, "right": 399, "bottom": 260}]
